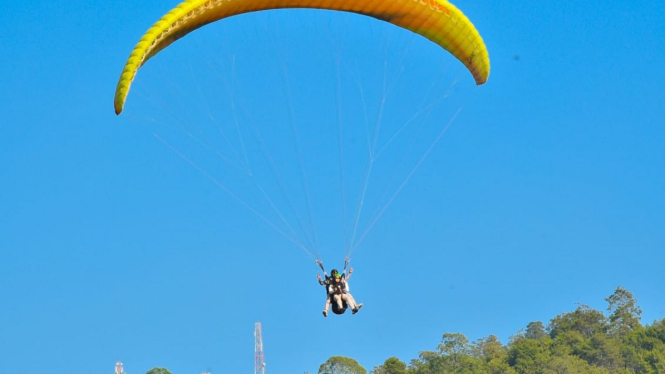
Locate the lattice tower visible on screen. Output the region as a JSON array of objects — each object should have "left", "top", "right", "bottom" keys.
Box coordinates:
[
  {"left": 255, "top": 322, "right": 266, "bottom": 374},
  {"left": 115, "top": 362, "right": 125, "bottom": 374}
]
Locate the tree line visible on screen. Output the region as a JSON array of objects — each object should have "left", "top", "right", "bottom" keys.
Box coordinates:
[
  {"left": 318, "top": 287, "right": 665, "bottom": 374},
  {"left": 144, "top": 287, "right": 664, "bottom": 374}
]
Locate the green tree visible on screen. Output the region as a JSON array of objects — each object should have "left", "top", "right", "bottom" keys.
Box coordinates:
[
  {"left": 548, "top": 304, "right": 607, "bottom": 339},
  {"left": 371, "top": 357, "right": 407, "bottom": 374},
  {"left": 507, "top": 335, "right": 552, "bottom": 374},
  {"left": 409, "top": 351, "right": 444, "bottom": 374},
  {"left": 550, "top": 330, "right": 583, "bottom": 357},
  {"left": 473, "top": 335, "right": 506, "bottom": 360},
  {"left": 649, "top": 318, "right": 665, "bottom": 342},
  {"left": 544, "top": 354, "right": 608, "bottom": 374},
  {"left": 472, "top": 335, "right": 516, "bottom": 374},
  {"left": 581, "top": 332, "right": 622, "bottom": 371},
  {"left": 319, "top": 356, "right": 367, "bottom": 374},
  {"left": 526, "top": 322, "right": 547, "bottom": 340},
  {"left": 606, "top": 286, "right": 642, "bottom": 338},
  {"left": 620, "top": 325, "right": 665, "bottom": 373},
  {"left": 437, "top": 333, "right": 479, "bottom": 373},
  {"left": 146, "top": 368, "right": 172, "bottom": 374}
]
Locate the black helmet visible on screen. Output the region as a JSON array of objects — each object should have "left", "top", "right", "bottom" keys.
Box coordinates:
[{"left": 331, "top": 269, "right": 339, "bottom": 277}]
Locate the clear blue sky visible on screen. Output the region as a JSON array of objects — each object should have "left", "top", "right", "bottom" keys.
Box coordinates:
[{"left": 1, "top": 0, "right": 664, "bottom": 373}]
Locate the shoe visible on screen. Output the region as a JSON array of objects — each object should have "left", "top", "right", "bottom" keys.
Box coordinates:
[
  {"left": 322, "top": 310, "right": 328, "bottom": 317},
  {"left": 352, "top": 304, "right": 363, "bottom": 314}
]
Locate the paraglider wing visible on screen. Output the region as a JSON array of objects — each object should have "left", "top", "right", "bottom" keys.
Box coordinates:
[{"left": 114, "top": 0, "right": 490, "bottom": 114}]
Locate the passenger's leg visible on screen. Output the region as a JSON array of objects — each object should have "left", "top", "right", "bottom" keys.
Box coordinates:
[
  {"left": 342, "top": 293, "right": 357, "bottom": 310},
  {"left": 322, "top": 296, "right": 331, "bottom": 317}
]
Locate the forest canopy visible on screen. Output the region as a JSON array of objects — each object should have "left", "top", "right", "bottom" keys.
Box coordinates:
[{"left": 323, "top": 287, "right": 665, "bottom": 374}]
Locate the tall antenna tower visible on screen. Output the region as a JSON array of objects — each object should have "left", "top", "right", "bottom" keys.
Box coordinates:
[
  {"left": 115, "top": 362, "right": 125, "bottom": 374},
  {"left": 255, "top": 322, "right": 266, "bottom": 374}
]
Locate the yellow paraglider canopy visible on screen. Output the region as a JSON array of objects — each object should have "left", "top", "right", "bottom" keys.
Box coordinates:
[{"left": 114, "top": 0, "right": 490, "bottom": 114}]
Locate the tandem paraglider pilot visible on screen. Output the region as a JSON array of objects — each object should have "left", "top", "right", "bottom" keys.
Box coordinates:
[{"left": 317, "top": 267, "right": 362, "bottom": 317}]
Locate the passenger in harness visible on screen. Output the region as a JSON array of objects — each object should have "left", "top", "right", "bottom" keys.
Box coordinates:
[{"left": 317, "top": 267, "right": 363, "bottom": 317}]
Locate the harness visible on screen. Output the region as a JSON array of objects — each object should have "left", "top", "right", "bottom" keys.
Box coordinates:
[{"left": 332, "top": 276, "right": 347, "bottom": 295}]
